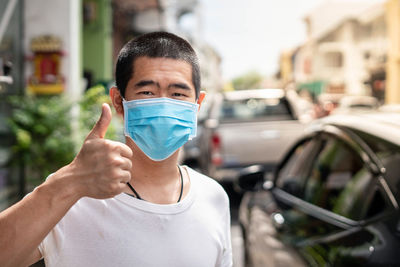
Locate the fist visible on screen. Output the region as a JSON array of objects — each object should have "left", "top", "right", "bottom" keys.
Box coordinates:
[{"left": 71, "top": 104, "right": 132, "bottom": 199}]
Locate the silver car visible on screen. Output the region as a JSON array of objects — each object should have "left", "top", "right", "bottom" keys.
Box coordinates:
[{"left": 198, "top": 89, "right": 308, "bottom": 183}]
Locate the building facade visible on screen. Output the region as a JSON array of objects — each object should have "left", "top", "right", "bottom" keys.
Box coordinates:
[{"left": 292, "top": 1, "right": 389, "bottom": 102}]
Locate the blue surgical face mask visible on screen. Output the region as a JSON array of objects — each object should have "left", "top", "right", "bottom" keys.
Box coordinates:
[{"left": 123, "top": 97, "right": 198, "bottom": 161}]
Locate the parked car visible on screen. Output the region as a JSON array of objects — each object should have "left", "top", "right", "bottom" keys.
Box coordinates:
[
  {"left": 237, "top": 111, "right": 400, "bottom": 267},
  {"left": 198, "top": 89, "right": 308, "bottom": 183},
  {"left": 331, "top": 95, "right": 380, "bottom": 115},
  {"left": 180, "top": 93, "right": 213, "bottom": 169}
]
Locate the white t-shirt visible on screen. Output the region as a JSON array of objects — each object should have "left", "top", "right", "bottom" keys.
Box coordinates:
[{"left": 39, "top": 166, "right": 232, "bottom": 267}]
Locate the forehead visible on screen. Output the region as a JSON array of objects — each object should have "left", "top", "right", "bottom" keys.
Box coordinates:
[{"left": 131, "top": 57, "right": 193, "bottom": 83}]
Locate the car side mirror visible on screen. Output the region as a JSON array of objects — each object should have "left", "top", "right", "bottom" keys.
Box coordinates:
[
  {"left": 235, "top": 165, "right": 267, "bottom": 192},
  {"left": 198, "top": 117, "right": 206, "bottom": 125}
]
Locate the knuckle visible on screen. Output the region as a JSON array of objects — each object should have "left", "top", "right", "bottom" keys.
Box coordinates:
[
  {"left": 124, "top": 146, "right": 134, "bottom": 157},
  {"left": 108, "top": 169, "right": 119, "bottom": 179},
  {"left": 118, "top": 143, "right": 133, "bottom": 156},
  {"left": 83, "top": 139, "right": 94, "bottom": 148},
  {"left": 121, "top": 170, "right": 131, "bottom": 181},
  {"left": 115, "top": 145, "right": 123, "bottom": 153},
  {"left": 103, "top": 140, "right": 115, "bottom": 150},
  {"left": 111, "top": 157, "right": 123, "bottom": 166},
  {"left": 126, "top": 159, "right": 133, "bottom": 169}
]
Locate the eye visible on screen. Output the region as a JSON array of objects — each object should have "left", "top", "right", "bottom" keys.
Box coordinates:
[
  {"left": 172, "top": 92, "right": 186, "bottom": 97},
  {"left": 139, "top": 91, "right": 154, "bottom": 96}
]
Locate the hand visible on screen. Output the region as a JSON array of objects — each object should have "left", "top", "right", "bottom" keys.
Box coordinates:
[{"left": 70, "top": 103, "right": 132, "bottom": 199}]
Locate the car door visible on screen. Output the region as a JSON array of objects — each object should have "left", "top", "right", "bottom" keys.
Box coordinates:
[
  {"left": 270, "top": 130, "right": 385, "bottom": 266},
  {"left": 244, "top": 136, "right": 320, "bottom": 267}
]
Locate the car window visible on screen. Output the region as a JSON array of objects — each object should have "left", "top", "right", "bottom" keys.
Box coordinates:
[
  {"left": 219, "top": 97, "right": 294, "bottom": 122},
  {"left": 303, "top": 136, "right": 376, "bottom": 220},
  {"left": 276, "top": 138, "right": 321, "bottom": 198},
  {"left": 352, "top": 129, "right": 400, "bottom": 161},
  {"left": 352, "top": 129, "right": 400, "bottom": 200}
]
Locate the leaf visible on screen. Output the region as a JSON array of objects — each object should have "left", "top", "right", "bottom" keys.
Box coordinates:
[{"left": 16, "top": 129, "right": 32, "bottom": 149}]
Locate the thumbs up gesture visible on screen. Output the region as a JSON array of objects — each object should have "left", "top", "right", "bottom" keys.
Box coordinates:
[{"left": 68, "top": 103, "right": 132, "bottom": 199}]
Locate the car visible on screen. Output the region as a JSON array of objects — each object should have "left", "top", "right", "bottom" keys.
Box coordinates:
[
  {"left": 331, "top": 95, "right": 380, "bottom": 115},
  {"left": 180, "top": 93, "right": 214, "bottom": 169},
  {"left": 197, "top": 89, "right": 308, "bottom": 183},
  {"left": 237, "top": 111, "right": 400, "bottom": 267}
]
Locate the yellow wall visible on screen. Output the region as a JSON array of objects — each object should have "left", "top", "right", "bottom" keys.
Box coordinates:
[
  {"left": 385, "top": 0, "right": 400, "bottom": 104},
  {"left": 280, "top": 50, "right": 292, "bottom": 84}
]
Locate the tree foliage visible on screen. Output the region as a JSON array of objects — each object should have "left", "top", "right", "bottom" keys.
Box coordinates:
[
  {"left": 7, "top": 94, "right": 75, "bottom": 186},
  {"left": 7, "top": 85, "right": 121, "bottom": 187},
  {"left": 231, "top": 71, "right": 263, "bottom": 90},
  {"left": 79, "top": 85, "right": 120, "bottom": 142}
]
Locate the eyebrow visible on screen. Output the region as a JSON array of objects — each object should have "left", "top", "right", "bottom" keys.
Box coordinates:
[
  {"left": 168, "top": 83, "right": 191, "bottom": 91},
  {"left": 135, "top": 80, "right": 158, "bottom": 88},
  {"left": 134, "top": 80, "right": 192, "bottom": 91}
]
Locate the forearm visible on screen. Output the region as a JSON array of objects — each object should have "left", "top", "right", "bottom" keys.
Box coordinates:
[{"left": 0, "top": 164, "right": 82, "bottom": 266}]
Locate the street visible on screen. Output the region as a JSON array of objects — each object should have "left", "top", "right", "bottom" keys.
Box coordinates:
[
  {"left": 232, "top": 219, "right": 244, "bottom": 267},
  {"left": 226, "top": 181, "right": 245, "bottom": 267}
]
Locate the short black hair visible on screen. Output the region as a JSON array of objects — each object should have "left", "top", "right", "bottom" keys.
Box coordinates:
[{"left": 115, "top": 31, "right": 201, "bottom": 99}]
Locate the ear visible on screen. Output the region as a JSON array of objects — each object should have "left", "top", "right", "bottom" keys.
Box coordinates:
[
  {"left": 110, "top": 86, "right": 124, "bottom": 117},
  {"left": 197, "top": 91, "right": 206, "bottom": 111}
]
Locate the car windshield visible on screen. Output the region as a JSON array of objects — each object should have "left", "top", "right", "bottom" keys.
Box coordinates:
[{"left": 219, "top": 97, "right": 294, "bottom": 122}]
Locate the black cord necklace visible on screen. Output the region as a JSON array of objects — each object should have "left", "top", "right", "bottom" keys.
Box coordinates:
[{"left": 126, "top": 165, "right": 184, "bottom": 203}]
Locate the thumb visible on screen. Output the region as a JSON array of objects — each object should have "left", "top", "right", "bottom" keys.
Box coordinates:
[{"left": 86, "top": 103, "right": 112, "bottom": 140}]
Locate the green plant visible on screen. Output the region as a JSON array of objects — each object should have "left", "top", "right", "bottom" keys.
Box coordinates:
[
  {"left": 7, "top": 94, "right": 76, "bottom": 186},
  {"left": 7, "top": 85, "right": 122, "bottom": 188},
  {"left": 78, "top": 85, "right": 121, "bottom": 142}
]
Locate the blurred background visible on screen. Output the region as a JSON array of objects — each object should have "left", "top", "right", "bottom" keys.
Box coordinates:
[{"left": 1, "top": 0, "right": 400, "bottom": 266}]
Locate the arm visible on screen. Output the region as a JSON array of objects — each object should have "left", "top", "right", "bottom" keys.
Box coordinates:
[
  {"left": 0, "top": 165, "right": 84, "bottom": 266},
  {"left": 0, "top": 104, "right": 132, "bottom": 267}
]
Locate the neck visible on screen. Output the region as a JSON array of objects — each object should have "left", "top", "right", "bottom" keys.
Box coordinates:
[
  {"left": 127, "top": 137, "right": 180, "bottom": 184},
  {"left": 132, "top": 157, "right": 180, "bottom": 185},
  {"left": 124, "top": 137, "right": 185, "bottom": 204}
]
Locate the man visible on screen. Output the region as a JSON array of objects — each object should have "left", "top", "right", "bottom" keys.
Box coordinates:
[{"left": 0, "top": 32, "right": 232, "bottom": 267}]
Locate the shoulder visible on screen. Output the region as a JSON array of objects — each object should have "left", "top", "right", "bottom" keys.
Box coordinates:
[{"left": 185, "top": 166, "right": 230, "bottom": 208}]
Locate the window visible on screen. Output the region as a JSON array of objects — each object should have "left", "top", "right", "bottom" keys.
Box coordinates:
[
  {"left": 276, "top": 138, "right": 321, "bottom": 198},
  {"left": 275, "top": 133, "right": 388, "bottom": 221},
  {"left": 303, "top": 136, "right": 375, "bottom": 220},
  {"left": 324, "top": 52, "right": 343, "bottom": 68},
  {"left": 352, "top": 129, "right": 400, "bottom": 200},
  {"left": 219, "top": 97, "right": 294, "bottom": 122}
]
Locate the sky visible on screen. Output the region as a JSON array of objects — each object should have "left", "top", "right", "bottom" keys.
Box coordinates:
[{"left": 197, "top": 0, "right": 381, "bottom": 81}]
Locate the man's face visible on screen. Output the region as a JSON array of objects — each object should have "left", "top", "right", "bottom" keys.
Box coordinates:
[
  {"left": 124, "top": 56, "right": 197, "bottom": 103},
  {"left": 110, "top": 56, "right": 204, "bottom": 160}
]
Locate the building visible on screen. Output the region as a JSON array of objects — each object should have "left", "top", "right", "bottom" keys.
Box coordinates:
[
  {"left": 385, "top": 0, "right": 400, "bottom": 104},
  {"left": 293, "top": 1, "right": 388, "bottom": 101}
]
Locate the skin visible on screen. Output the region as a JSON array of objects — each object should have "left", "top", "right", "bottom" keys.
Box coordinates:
[
  {"left": 0, "top": 56, "right": 205, "bottom": 266},
  {"left": 111, "top": 56, "right": 205, "bottom": 203}
]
